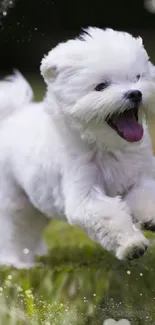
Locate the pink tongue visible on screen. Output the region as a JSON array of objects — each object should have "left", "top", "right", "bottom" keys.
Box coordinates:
[{"left": 113, "top": 110, "right": 143, "bottom": 142}]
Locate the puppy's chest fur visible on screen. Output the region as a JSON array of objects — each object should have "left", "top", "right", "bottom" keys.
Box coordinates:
[{"left": 95, "top": 146, "right": 152, "bottom": 197}]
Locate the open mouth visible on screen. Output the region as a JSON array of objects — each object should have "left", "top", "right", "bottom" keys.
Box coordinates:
[{"left": 106, "top": 106, "right": 143, "bottom": 142}]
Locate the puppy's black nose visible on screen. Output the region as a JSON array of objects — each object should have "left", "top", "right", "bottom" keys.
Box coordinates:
[{"left": 125, "top": 90, "right": 142, "bottom": 103}]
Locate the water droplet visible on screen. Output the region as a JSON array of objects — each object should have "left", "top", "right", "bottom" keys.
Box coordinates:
[
  {"left": 23, "top": 248, "right": 29, "bottom": 254},
  {"left": 140, "top": 273, "right": 143, "bottom": 276},
  {"left": 127, "top": 270, "right": 131, "bottom": 275}
]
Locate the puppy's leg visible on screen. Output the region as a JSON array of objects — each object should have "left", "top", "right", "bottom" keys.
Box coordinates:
[
  {"left": 125, "top": 178, "right": 155, "bottom": 231},
  {"left": 0, "top": 206, "right": 48, "bottom": 268},
  {"left": 62, "top": 164, "right": 149, "bottom": 260}
]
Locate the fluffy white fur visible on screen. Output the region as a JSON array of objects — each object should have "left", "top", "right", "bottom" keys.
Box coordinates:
[{"left": 0, "top": 28, "right": 155, "bottom": 267}]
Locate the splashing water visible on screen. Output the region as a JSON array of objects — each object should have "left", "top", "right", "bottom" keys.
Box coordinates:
[{"left": 0, "top": 0, "right": 16, "bottom": 19}]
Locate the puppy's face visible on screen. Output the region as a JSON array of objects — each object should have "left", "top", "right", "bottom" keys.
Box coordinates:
[{"left": 41, "top": 28, "right": 155, "bottom": 146}]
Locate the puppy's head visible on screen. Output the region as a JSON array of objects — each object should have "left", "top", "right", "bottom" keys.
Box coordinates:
[{"left": 41, "top": 27, "right": 155, "bottom": 146}]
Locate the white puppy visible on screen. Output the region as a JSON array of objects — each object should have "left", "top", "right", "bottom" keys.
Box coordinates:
[{"left": 0, "top": 28, "right": 155, "bottom": 268}]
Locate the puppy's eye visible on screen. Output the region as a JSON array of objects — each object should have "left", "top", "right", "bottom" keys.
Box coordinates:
[
  {"left": 95, "top": 82, "right": 108, "bottom": 91},
  {"left": 136, "top": 74, "right": 141, "bottom": 81}
]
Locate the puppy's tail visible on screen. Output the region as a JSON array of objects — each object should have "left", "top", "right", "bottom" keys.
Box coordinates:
[{"left": 0, "top": 70, "right": 34, "bottom": 121}]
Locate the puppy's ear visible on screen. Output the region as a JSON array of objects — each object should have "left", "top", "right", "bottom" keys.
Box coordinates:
[{"left": 40, "top": 54, "right": 58, "bottom": 84}]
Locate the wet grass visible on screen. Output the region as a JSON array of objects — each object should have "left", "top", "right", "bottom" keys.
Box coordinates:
[{"left": 1, "top": 220, "right": 155, "bottom": 325}]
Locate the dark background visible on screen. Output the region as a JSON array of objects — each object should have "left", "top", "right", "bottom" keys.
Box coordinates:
[{"left": 0, "top": 0, "right": 155, "bottom": 74}]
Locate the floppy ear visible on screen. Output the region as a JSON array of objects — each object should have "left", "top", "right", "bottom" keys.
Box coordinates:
[
  {"left": 40, "top": 54, "right": 58, "bottom": 84},
  {"left": 40, "top": 50, "right": 72, "bottom": 85},
  {"left": 41, "top": 40, "right": 80, "bottom": 84}
]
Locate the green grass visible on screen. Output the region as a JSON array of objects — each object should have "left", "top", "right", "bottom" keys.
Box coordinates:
[
  {"left": 1, "top": 220, "right": 155, "bottom": 325},
  {"left": 0, "top": 76, "right": 155, "bottom": 324}
]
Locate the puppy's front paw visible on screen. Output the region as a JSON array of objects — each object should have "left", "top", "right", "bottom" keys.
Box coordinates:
[
  {"left": 126, "top": 186, "right": 155, "bottom": 233},
  {"left": 116, "top": 236, "right": 149, "bottom": 260}
]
